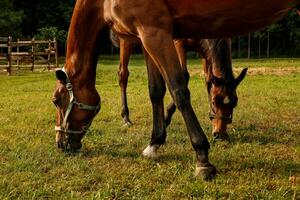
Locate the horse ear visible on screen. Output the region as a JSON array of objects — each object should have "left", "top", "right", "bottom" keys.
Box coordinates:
[
  {"left": 211, "top": 75, "right": 224, "bottom": 86},
  {"left": 235, "top": 68, "right": 248, "bottom": 87},
  {"left": 55, "top": 70, "right": 67, "bottom": 84}
]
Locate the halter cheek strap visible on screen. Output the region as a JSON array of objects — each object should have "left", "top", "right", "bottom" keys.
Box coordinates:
[{"left": 55, "top": 67, "right": 100, "bottom": 135}]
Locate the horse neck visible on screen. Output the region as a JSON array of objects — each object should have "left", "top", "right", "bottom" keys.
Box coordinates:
[
  {"left": 200, "top": 39, "right": 234, "bottom": 83},
  {"left": 65, "top": 0, "right": 105, "bottom": 89}
]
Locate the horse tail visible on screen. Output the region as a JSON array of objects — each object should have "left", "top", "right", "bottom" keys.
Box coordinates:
[{"left": 109, "top": 29, "right": 120, "bottom": 48}]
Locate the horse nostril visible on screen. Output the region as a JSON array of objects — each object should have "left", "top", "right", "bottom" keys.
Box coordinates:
[
  {"left": 213, "top": 132, "right": 229, "bottom": 141},
  {"left": 213, "top": 132, "right": 220, "bottom": 138}
]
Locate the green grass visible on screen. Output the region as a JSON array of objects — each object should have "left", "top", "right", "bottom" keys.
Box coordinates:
[{"left": 0, "top": 58, "right": 299, "bottom": 199}]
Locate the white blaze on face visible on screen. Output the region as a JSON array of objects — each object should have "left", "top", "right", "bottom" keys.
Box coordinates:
[{"left": 223, "top": 96, "right": 230, "bottom": 104}]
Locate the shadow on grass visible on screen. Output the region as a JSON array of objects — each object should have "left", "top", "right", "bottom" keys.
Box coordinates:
[
  {"left": 219, "top": 158, "right": 300, "bottom": 177},
  {"left": 79, "top": 143, "right": 192, "bottom": 164},
  {"left": 226, "top": 124, "right": 298, "bottom": 146}
]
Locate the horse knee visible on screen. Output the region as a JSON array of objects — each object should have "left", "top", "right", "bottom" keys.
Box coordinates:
[
  {"left": 118, "top": 66, "right": 129, "bottom": 86},
  {"left": 173, "top": 88, "right": 190, "bottom": 111},
  {"left": 149, "top": 84, "right": 166, "bottom": 103}
]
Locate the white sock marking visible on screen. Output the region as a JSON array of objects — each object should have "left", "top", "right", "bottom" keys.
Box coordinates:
[{"left": 142, "top": 145, "right": 159, "bottom": 158}]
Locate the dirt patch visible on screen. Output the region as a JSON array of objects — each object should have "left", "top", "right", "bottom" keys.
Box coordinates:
[{"left": 190, "top": 67, "right": 300, "bottom": 77}]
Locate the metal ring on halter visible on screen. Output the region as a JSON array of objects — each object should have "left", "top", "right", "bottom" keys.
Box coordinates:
[{"left": 54, "top": 66, "right": 100, "bottom": 135}]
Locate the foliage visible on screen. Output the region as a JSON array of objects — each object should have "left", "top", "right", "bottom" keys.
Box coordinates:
[
  {"left": 0, "top": 1, "right": 298, "bottom": 56},
  {"left": 0, "top": 58, "right": 299, "bottom": 199},
  {"left": 238, "top": 11, "right": 300, "bottom": 58},
  {"left": 0, "top": 0, "right": 23, "bottom": 36},
  {"left": 34, "top": 26, "right": 67, "bottom": 54}
]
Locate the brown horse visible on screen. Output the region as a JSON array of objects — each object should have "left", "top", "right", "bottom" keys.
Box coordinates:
[
  {"left": 52, "top": 0, "right": 299, "bottom": 180},
  {"left": 111, "top": 33, "right": 247, "bottom": 140}
]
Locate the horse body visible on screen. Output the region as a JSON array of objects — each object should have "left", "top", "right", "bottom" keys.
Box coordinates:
[
  {"left": 167, "top": 0, "right": 296, "bottom": 38},
  {"left": 107, "top": 0, "right": 298, "bottom": 39},
  {"left": 53, "top": 0, "right": 299, "bottom": 180}
]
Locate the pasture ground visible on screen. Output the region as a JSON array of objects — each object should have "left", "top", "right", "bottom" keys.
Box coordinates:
[{"left": 0, "top": 57, "right": 299, "bottom": 199}]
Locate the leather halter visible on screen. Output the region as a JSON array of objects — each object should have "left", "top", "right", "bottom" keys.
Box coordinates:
[{"left": 54, "top": 67, "right": 100, "bottom": 135}]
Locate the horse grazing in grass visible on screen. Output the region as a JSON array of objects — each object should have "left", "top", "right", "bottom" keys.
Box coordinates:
[
  {"left": 52, "top": 0, "right": 300, "bottom": 180},
  {"left": 110, "top": 32, "right": 247, "bottom": 140}
]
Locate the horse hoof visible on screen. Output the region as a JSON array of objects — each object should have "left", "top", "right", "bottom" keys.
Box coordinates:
[
  {"left": 142, "top": 145, "right": 159, "bottom": 158},
  {"left": 195, "top": 163, "right": 217, "bottom": 181},
  {"left": 122, "top": 121, "right": 133, "bottom": 127}
]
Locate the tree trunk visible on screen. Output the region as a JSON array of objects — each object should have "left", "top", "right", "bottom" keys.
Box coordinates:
[
  {"left": 258, "top": 37, "right": 261, "bottom": 58},
  {"left": 248, "top": 34, "right": 251, "bottom": 59},
  {"left": 267, "top": 32, "right": 270, "bottom": 58},
  {"left": 238, "top": 36, "right": 241, "bottom": 58}
]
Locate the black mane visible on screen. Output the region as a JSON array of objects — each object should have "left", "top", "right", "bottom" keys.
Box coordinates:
[{"left": 200, "top": 39, "right": 235, "bottom": 86}]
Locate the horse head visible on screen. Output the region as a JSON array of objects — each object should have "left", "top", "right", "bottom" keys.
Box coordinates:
[
  {"left": 207, "top": 68, "right": 248, "bottom": 140},
  {"left": 52, "top": 68, "right": 100, "bottom": 151}
]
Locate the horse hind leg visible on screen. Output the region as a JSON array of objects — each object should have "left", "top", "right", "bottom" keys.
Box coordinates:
[
  {"left": 119, "top": 39, "right": 134, "bottom": 126},
  {"left": 142, "top": 48, "right": 167, "bottom": 158},
  {"left": 139, "top": 28, "right": 216, "bottom": 180}
]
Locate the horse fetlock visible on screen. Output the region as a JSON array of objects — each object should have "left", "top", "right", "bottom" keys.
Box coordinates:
[{"left": 142, "top": 144, "right": 160, "bottom": 158}]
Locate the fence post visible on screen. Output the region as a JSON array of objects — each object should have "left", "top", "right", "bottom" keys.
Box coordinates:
[
  {"left": 17, "top": 38, "right": 20, "bottom": 71},
  {"left": 54, "top": 37, "right": 58, "bottom": 68},
  {"left": 7, "top": 36, "right": 12, "bottom": 75},
  {"left": 31, "top": 38, "right": 35, "bottom": 72},
  {"left": 247, "top": 34, "right": 251, "bottom": 59},
  {"left": 48, "top": 39, "right": 51, "bottom": 71}
]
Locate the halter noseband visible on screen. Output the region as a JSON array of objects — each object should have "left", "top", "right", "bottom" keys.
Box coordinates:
[{"left": 55, "top": 67, "right": 100, "bottom": 135}]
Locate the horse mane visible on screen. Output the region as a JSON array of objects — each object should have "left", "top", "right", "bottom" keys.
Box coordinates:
[{"left": 200, "top": 39, "right": 235, "bottom": 86}]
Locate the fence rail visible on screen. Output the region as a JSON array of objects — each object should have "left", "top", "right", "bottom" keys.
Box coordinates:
[{"left": 0, "top": 36, "right": 58, "bottom": 75}]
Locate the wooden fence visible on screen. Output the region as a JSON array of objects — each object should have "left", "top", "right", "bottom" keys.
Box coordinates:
[{"left": 0, "top": 36, "right": 58, "bottom": 75}]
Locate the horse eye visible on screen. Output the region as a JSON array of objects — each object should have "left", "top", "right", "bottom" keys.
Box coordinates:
[{"left": 213, "top": 96, "right": 223, "bottom": 106}]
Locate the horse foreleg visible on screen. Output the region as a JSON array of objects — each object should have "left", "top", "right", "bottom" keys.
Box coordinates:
[
  {"left": 140, "top": 29, "right": 216, "bottom": 180},
  {"left": 165, "top": 39, "right": 190, "bottom": 127},
  {"left": 142, "top": 48, "right": 166, "bottom": 158},
  {"left": 118, "top": 39, "right": 134, "bottom": 126}
]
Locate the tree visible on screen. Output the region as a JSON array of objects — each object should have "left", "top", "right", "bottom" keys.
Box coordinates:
[
  {"left": 254, "top": 30, "right": 267, "bottom": 58},
  {"left": 0, "top": 0, "right": 23, "bottom": 36},
  {"left": 34, "top": 26, "right": 67, "bottom": 54},
  {"left": 13, "top": 0, "right": 74, "bottom": 37}
]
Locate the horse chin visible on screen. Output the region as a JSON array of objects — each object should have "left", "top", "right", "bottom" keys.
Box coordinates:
[
  {"left": 213, "top": 131, "right": 229, "bottom": 141},
  {"left": 67, "top": 134, "right": 83, "bottom": 152},
  {"left": 69, "top": 142, "right": 82, "bottom": 152}
]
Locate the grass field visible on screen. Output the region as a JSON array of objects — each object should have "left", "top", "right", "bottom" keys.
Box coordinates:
[{"left": 0, "top": 57, "right": 299, "bottom": 199}]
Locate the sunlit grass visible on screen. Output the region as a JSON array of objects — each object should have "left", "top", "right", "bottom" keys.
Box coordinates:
[{"left": 0, "top": 58, "right": 299, "bottom": 199}]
